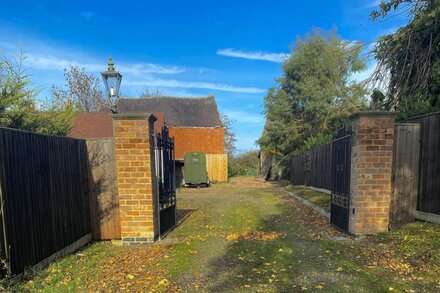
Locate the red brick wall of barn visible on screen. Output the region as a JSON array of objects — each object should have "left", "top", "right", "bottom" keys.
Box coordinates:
[{"left": 169, "top": 127, "right": 225, "bottom": 160}]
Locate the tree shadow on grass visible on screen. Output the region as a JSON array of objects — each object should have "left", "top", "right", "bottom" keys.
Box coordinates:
[
  {"left": 202, "top": 194, "right": 402, "bottom": 293},
  {"left": 176, "top": 208, "right": 197, "bottom": 224}
]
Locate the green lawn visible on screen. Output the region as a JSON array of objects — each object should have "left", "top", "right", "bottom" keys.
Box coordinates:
[
  {"left": 9, "top": 177, "right": 440, "bottom": 292},
  {"left": 286, "top": 185, "right": 331, "bottom": 212}
]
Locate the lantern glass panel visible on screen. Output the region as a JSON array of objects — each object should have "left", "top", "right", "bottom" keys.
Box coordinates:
[{"left": 101, "top": 58, "right": 122, "bottom": 98}]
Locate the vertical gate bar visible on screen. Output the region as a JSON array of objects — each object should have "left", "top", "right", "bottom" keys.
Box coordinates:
[
  {"left": 153, "top": 133, "right": 161, "bottom": 238},
  {"left": 156, "top": 125, "right": 177, "bottom": 236},
  {"left": 330, "top": 126, "right": 351, "bottom": 232}
]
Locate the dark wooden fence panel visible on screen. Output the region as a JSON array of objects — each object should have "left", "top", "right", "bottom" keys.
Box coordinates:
[
  {"left": 390, "top": 123, "right": 420, "bottom": 227},
  {"left": 291, "top": 143, "right": 332, "bottom": 190},
  {"left": 309, "top": 144, "right": 332, "bottom": 189},
  {"left": 405, "top": 112, "right": 440, "bottom": 215},
  {"left": 0, "top": 128, "right": 91, "bottom": 275},
  {"left": 291, "top": 155, "right": 305, "bottom": 186}
]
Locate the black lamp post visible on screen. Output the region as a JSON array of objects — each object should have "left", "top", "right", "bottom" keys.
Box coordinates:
[{"left": 101, "top": 57, "right": 122, "bottom": 99}]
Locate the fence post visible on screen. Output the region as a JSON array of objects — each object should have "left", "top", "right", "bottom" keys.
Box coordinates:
[
  {"left": 112, "top": 113, "right": 159, "bottom": 244},
  {"left": 349, "top": 112, "right": 396, "bottom": 235}
]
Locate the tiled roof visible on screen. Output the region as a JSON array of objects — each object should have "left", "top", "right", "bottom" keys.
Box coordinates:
[{"left": 116, "top": 96, "right": 223, "bottom": 128}]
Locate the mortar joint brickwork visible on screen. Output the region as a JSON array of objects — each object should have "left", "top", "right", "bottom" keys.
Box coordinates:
[
  {"left": 349, "top": 112, "right": 396, "bottom": 235},
  {"left": 112, "top": 114, "right": 158, "bottom": 244}
]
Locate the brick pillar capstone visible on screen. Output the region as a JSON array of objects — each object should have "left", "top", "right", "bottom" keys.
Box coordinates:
[
  {"left": 349, "top": 111, "right": 396, "bottom": 235},
  {"left": 113, "top": 113, "right": 158, "bottom": 244}
]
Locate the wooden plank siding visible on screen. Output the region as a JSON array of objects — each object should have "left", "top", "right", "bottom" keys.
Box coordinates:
[
  {"left": 291, "top": 143, "right": 332, "bottom": 190},
  {"left": 0, "top": 128, "right": 91, "bottom": 275},
  {"left": 206, "top": 154, "right": 228, "bottom": 182},
  {"left": 390, "top": 123, "right": 420, "bottom": 227},
  {"left": 404, "top": 112, "right": 440, "bottom": 215},
  {"left": 86, "top": 138, "right": 120, "bottom": 240}
]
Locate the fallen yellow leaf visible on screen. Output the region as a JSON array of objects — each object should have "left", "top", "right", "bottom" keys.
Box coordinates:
[
  {"left": 159, "top": 278, "right": 170, "bottom": 286},
  {"left": 126, "top": 274, "right": 135, "bottom": 280}
]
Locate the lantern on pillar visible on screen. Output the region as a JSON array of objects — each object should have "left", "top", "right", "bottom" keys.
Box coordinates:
[{"left": 101, "top": 57, "right": 122, "bottom": 99}]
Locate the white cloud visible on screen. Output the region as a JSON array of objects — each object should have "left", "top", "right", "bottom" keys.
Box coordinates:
[
  {"left": 157, "top": 89, "right": 205, "bottom": 98},
  {"left": 26, "top": 55, "right": 79, "bottom": 71},
  {"left": 223, "top": 110, "right": 265, "bottom": 123},
  {"left": 217, "top": 48, "right": 289, "bottom": 63},
  {"left": 1, "top": 36, "right": 187, "bottom": 75},
  {"left": 24, "top": 53, "right": 185, "bottom": 74},
  {"left": 118, "top": 63, "right": 185, "bottom": 75},
  {"left": 125, "top": 79, "right": 265, "bottom": 94},
  {"left": 3, "top": 41, "right": 264, "bottom": 95},
  {"left": 1, "top": 32, "right": 265, "bottom": 100}
]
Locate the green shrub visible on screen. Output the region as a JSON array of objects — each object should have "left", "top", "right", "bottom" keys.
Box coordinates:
[{"left": 228, "top": 151, "right": 260, "bottom": 178}]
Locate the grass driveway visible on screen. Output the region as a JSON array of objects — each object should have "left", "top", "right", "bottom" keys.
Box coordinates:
[{"left": 12, "top": 177, "right": 440, "bottom": 292}]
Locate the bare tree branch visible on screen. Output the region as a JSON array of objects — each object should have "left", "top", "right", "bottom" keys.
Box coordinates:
[
  {"left": 139, "top": 87, "right": 164, "bottom": 98},
  {"left": 52, "top": 65, "right": 115, "bottom": 112}
]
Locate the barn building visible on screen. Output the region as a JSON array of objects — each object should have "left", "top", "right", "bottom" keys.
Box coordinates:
[
  {"left": 116, "top": 96, "right": 226, "bottom": 184},
  {"left": 69, "top": 96, "right": 227, "bottom": 184}
]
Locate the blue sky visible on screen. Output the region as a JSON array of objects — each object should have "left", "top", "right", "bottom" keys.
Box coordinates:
[{"left": 0, "top": 0, "right": 409, "bottom": 152}]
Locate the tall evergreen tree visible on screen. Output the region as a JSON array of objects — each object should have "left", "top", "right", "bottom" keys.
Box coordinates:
[
  {"left": 259, "top": 30, "right": 367, "bottom": 172},
  {"left": 0, "top": 52, "right": 73, "bottom": 135}
]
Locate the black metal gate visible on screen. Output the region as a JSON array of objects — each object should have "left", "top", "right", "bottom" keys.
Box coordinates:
[
  {"left": 155, "top": 126, "right": 177, "bottom": 235},
  {"left": 330, "top": 127, "right": 351, "bottom": 232}
]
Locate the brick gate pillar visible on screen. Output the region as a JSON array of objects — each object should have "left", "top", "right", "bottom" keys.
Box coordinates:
[
  {"left": 349, "top": 112, "right": 396, "bottom": 235},
  {"left": 112, "top": 113, "right": 159, "bottom": 244}
]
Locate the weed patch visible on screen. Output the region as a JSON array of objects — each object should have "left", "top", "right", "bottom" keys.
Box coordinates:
[{"left": 287, "top": 185, "right": 331, "bottom": 212}]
